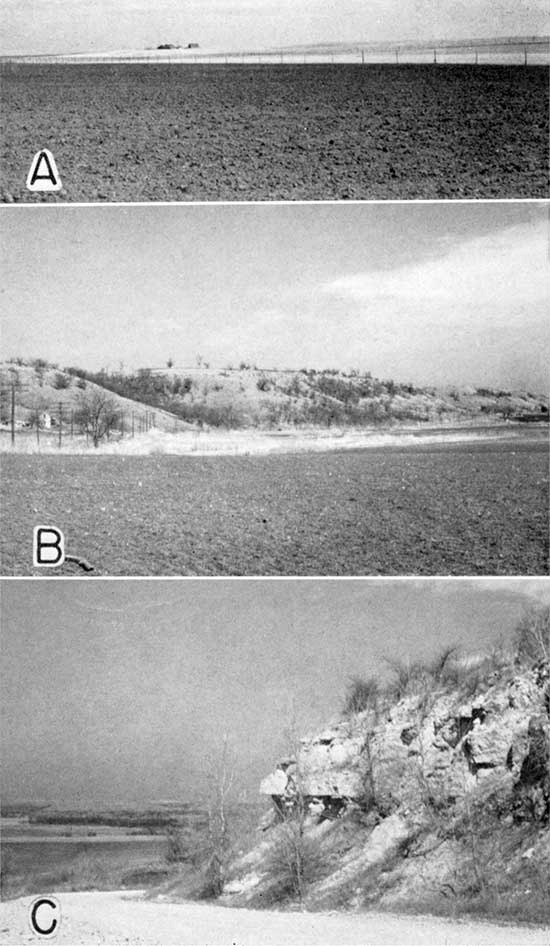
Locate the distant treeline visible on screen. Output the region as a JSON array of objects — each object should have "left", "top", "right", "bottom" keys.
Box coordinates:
[
  {"left": 64, "top": 365, "right": 548, "bottom": 429},
  {"left": 26, "top": 806, "right": 207, "bottom": 829},
  {"left": 4, "top": 359, "right": 548, "bottom": 430},
  {"left": 62, "top": 365, "right": 427, "bottom": 428}
]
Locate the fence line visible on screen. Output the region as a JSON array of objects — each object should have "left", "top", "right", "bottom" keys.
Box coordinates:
[
  {"left": 0, "top": 40, "right": 548, "bottom": 68},
  {"left": 0, "top": 383, "right": 190, "bottom": 446}
]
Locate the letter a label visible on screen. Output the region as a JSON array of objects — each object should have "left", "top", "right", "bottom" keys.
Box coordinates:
[{"left": 26, "top": 149, "right": 62, "bottom": 192}]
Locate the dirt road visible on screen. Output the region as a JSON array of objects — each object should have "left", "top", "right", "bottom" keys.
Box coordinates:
[{"left": 1, "top": 891, "right": 549, "bottom": 945}]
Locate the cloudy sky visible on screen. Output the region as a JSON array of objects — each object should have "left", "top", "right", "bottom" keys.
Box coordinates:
[
  {"left": 1, "top": 578, "right": 549, "bottom": 807},
  {"left": 2, "top": 0, "right": 548, "bottom": 56},
  {"left": 2, "top": 202, "right": 548, "bottom": 391}
]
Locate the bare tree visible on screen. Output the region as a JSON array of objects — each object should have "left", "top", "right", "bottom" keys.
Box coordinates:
[
  {"left": 266, "top": 714, "right": 323, "bottom": 908},
  {"left": 75, "top": 389, "right": 120, "bottom": 447},
  {"left": 27, "top": 395, "right": 47, "bottom": 440},
  {"left": 514, "top": 606, "right": 550, "bottom": 665},
  {"left": 201, "top": 735, "right": 235, "bottom": 897}
]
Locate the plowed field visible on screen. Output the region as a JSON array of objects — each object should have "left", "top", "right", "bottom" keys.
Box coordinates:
[
  {"left": 1, "top": 64, "right": 547, "bottom": 201},
  {"left": 1, "top": 441, "right": 548, "bottom": 575}
]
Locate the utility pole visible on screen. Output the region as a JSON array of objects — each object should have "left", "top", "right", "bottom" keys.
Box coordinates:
[{"left": 10, "top": 382, "right": 15, "bottom": 446}]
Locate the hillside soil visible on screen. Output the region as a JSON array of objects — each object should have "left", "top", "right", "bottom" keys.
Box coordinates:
[
  {"left": 1, "top": 64, "right": 548, "bottom": 202},
  {"left": 1, "top": 441, "right": 547, "bottom": 576},
  {"left": 1, "top": 891, "right": 548, "bottom": 945}
]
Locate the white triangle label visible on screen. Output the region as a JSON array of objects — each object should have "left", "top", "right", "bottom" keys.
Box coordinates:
[{"left": 26, "top": 149, "right": 62, "bottom": 192}]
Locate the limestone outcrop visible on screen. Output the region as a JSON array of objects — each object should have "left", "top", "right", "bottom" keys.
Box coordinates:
[
  {"left": 259, "top": 667, "right": 549, "bottom": 823},
  {"left": 221, "top": 661, "right": 549, "bottom": 918}
]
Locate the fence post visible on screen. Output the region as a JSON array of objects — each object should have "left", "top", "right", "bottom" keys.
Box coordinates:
[
  {"left": 58, "top": 402, "right": 62, "bottom": 448},
  {"left": 361, "top": 50, "right": 365, "bottom": 64},
  {"left": 10, "top": 382, "right": 15, "bottom": 446},
  {"left": 433, "top": 48, "right": 437, "bottom": 64},
  {"left": 524, "top": 46, "right": 527, "bottom": 66},
  {"left": 36, "top": 417, "right": 40, "bottom": 446}
]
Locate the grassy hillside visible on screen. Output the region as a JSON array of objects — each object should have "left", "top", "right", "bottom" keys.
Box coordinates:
[
  {"left": 3, "top": 359, "right": 546, "bottom": 434},
  {"left": 0, "top": 361, "right": 190, "bottom": 436}
]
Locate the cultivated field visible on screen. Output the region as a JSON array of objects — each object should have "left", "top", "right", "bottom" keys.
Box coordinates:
[
  {"left": 0, "top": 64, "right": 547, "bottom": 201},
  {"left": 1, "top": 441, "right": 547, "bottom": 575}
]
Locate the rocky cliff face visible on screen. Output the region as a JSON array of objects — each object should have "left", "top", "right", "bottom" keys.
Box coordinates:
[
  {"left": 224, "top": 662, "right": 550, "bottom": 921},
  {"left": 259, "top": 664, "right": 549, "bottom": 821}
]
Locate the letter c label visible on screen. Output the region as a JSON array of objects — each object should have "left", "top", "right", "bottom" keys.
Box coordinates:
[{"left": 29, "top": 897, "right": 60, "bottom": 937}]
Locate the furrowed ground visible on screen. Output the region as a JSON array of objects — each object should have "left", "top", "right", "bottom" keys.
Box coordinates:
[
  {"left": 1, "top": 64, "right": 548, "bottom": 201},
  {"left": 1, "top": 441, "right": 548, "bottom": 575}
]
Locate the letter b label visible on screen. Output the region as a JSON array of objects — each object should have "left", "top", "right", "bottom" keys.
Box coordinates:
[{"left": 33, "top": 526, "right": 65, "bottom": 567}]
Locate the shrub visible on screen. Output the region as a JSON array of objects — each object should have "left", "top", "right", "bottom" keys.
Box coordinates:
[
  {"left": 264, "top": 812, "right": 326, "bottom": 905},
  {"left": 53, "top": 371, "right": 71, "bottom": 389},
  {"left": 426, "top": 646, "right": 458, "bottom": 683},
  {"left": 343, "top": 675, "right": 379, "bottom": 716},
  {"left": 384, "top": 656, "right": 431, "bottom": 701}
]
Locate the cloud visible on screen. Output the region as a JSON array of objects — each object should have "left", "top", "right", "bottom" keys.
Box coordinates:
[
  {"left": 318, "top": 219, "right": 549, "bottom": 387},
  {"left": 471, "top": 579, "right": 550, "bottom": 605},
  {"left": 322, "top": 220, "right": 548, "bottom": 315}
]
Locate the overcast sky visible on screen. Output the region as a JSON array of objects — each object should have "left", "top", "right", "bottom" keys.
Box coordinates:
[
  {"left": 2, "top": 202, "right": 548, "bottom": 391},
  {"left": 1, "top": 578, "right": 549, "bottom": 807},
  {"left": 1, "top": 0, "right": 548, "bottom": 55}
]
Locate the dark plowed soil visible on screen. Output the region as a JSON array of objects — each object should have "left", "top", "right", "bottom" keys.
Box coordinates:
[
  {"left": 1, "top": 441, "right": 548, "bottom": 576},
  {"left": 1, "top": 64, "right": 547, "bottom": 201}
]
